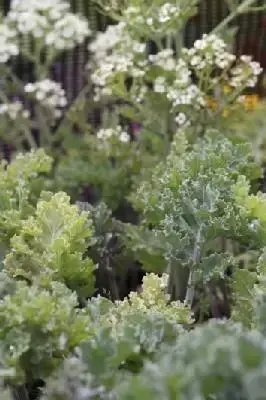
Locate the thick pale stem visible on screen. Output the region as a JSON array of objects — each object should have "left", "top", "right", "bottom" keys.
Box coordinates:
[
  {"left": 185, "top": 269, "right": 196, "bottom": 306},
  {"left": 185, "top": 226, "right": 202, "bottom": 307}
]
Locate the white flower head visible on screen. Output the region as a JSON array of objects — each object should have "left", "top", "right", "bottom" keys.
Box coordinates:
[
  {"left": 149, "top": 49, "right": 175, "bottom": 71},
  {"left": 184, "top": 33, "right": 235, "bottom": 71},
  {"left": 175, "top": 112, "right": 187, "bottom": 125},
  {"left": 96, "top": 125, "right": 130, "bottom": 143},
  {"left": 119, "top": 131, "right": 130, "bottom": 143},
  {"left": 8, "top": 0, "right": 90, "bottom": 51},
  {"left": 230, "top": 56, "right": 263, "bottom": 88},
  {"left": 0, "top": 23, "right": 19, "bottom": 63},
  {"left": 0, "top": 101, "right": 29, "bottom": 120},
  {"left": 154, "top": 76, "right": 167, "bottom": 93},
  {"left": 24, "top": 79, "right": 67, "bottom": 119}
]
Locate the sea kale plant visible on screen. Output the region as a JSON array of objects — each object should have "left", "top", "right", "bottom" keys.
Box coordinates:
[
  {"left": 128, "top": 131, "right": 264, "bottom": 309},
  {"left": 0, "top": 148, "right": 52, "bottom": 260},
  {"left": 0, "top": 150, "right": 95, "bottom": 398},
  {"left": 3, "top": 191, "right": 96, "bottom": 299},
  {"left": 1, "top": 0, "right": 266, "bottom": 400},
  {"left": 41, "top": 273, "right": 193, "bottom": 399}
]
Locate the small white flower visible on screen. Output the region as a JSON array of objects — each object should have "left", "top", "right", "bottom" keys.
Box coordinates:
[
  {"left": 0, "top": 101, "right": 29, "bottom": 120},
  {"left": 175, "top": 112, "right": 186, "bottom": 125},
  {"left": 132, "top": 42, "right": 146, "bottom": 54},
  {"left": 96, "top": 125, "right": 130, "bottom": 143},
  {"left": 0, "top": 24, "right": 19, "bottom": 63},
  {"left": 190, "top": 55, "right": 201, "bottom": 66},
  {"left": 154, "top": 76, "right": 166, "bottom": 93},
  {"left": 119, "top": 131, "right": 130, "bottom": 142}
]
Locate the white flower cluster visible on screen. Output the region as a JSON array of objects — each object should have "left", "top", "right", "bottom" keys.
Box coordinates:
[
  {"left": 124, "top": 3, "right": 181, "bottom": 31},
  {"left": 183, "top": 33, "right": 236, "bottom": 70},
  {"left": 0, "top": 101, "right": 29, "bottom": 120},
  {"left": 183, "top": 34, "right": 262, "bottom": 88},
  {"left": 167, "top": 84, "right": 205, "bottom": 108},
  {"left": 96, "top": 126, "right": 130, "bottom": 143},
  {"left": 7, "top": 0, "right": 90, "bottom": 51},
  {"left": 24, "top": 79, "right": 67, "bottom": 118},
  {"left": 149, "top": 49, "right": 175, "bottom": 71},
  {"left": 0, "top": 23, "right": 19, "bottom": 63},
  {"left": 174, "top": 59, "right": 192, "bottom": 86},
  {"left": 90, "top": 52, "right": 134, "bottom": 101},
  {"left": 154, "top": 76, "right": 167, "bottom": 93},
  {"left": 230, "top": 55, "right": 263, "bottom": 88},
  {"left": 89, "top": 22, "right": 147, "bottom": 101},
  {"left": 153, "top": 56, "right": 205, "bottom": 122},
  {"left": 46, "top": 13, "right": 90, "bottom": 50},
  {"left": 158, "top": 3, "right": 181, "bottom": 23},
  {"left": 89, "top": 22, "right": 126, "bottom": 61}
]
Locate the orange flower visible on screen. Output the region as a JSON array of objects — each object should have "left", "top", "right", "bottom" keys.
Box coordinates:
[
  {"left": 206, "top": 96, "right": 218, "bottom": 110},
  {"left": 242, "top": 94, "right": 259, "bottom": 111}
]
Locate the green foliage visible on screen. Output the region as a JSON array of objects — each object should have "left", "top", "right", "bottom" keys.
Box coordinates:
[
  {"left": 43, "top": 316, "right": 266, "bottom": 400},
  {"left": 43, "top": 314, "right": 181, "bottom": 399},
  {"left": 116, "top": 320, "right": 266, "bottom": 400},
  {"left": 113, "top": 273, "right": 193, "bottom": 326},
  {"left": 77, "top": 201, "right": 134, "bottom": 300},
  {"left": 231, "top": 268, "right": 257, "bottom": 327},
  {"left": 128, "top": 132, "right": 263, "bottom": 305},
  {"left": 41, "top": 273, "right": 191, "bottom": 398},
  {"left": 0, "top": 282, "right": 90, "bottom": 383},
  {"left": 0, "top": 149, "right": 52, "bottom": 247},
  {"left": 53, "top": 130, "right": 165, "bottom": 210},
  {"left": 4, "top": 192, "right": 95, "bottom": 299},
  {"left": 228, "top": 100, "right": 266, "bottom": 165}
]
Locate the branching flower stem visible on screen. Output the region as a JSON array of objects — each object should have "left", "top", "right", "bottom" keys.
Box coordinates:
[{"left": 212, "top": 0, "right": 260, "bottom": 35}]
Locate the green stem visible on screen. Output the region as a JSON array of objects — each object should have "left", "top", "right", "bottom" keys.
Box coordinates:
[
  {"left": 175, "top": 30, "right": 184, "bottom": 59},
  {"left": 23, "top": 127, "right": 37, "bottom": 149},
  {"left": 167, "top": 260, "right": 189, "bottom": 301},
  {"left": 11, "top": 385, "right": 29, "bottom": 400},
  {"left": 35, "top": 107, "right": 52, "bottom": 148},
  {"left": 212, "top": 0, "right": 259, "bottom": 34},
  {"left": 247, "top": 6, "right": 266, "bottom": 12}
]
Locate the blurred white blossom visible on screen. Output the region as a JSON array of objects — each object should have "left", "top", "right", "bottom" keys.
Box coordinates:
[
  {"left": 175, "top": 112, "right": 187, "bottom": 125},
  {"left": 154, "top": 76, "right": 167, "bottom": 93},
  {"left": 96, "top": 126, "right": 130, "bottom": 143},
  {"left": 183, "top": 33, "right": 236, "bottom": 70},
  {"left": 0, "top": 23, "right": 18, "bottom": 63},
  {"left": 7, "top": 0, "right": 90, "bottom": 51},
  {"left": 89, "top": 22, "right": 126, "bottom": 61},
  {"left": 230, "top": 55, "right": 263, "bottom": 88},
  {"left": 0, "top": 101, "right": 29, "bottom": 120},
  {"left": 158, "top": 3, "right": 181, "bottom": 23},
  {"left": 149, "top": 49, "right": 175, "bottom": 71},
  {"left": 24, "top": 79, "right": 67, "bottom": 118}
]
